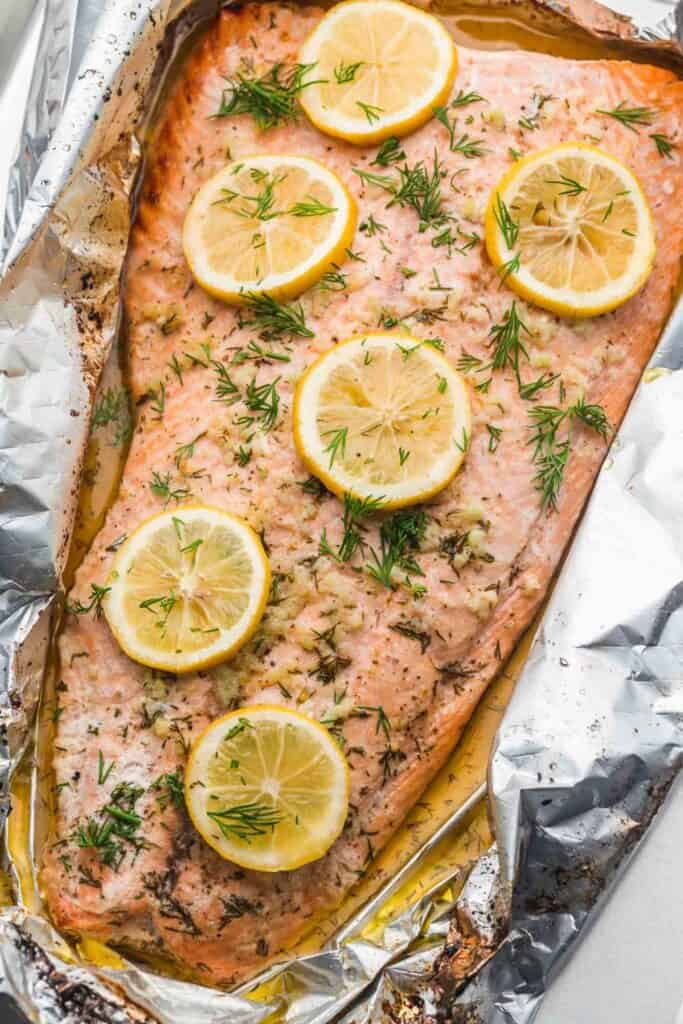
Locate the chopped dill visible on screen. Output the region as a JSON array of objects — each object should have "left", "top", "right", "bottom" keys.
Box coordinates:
[
  {"left": 488, "top": 301, "right": 531, "bottom": 383},
  {"left": 492, "top": 193, "right": 519, "bottom": 249},
  {"left": 215, "top": 62, "right": 323, "bottom": 130},
  {"left": 372, "top": 137, "right": 406, "bottom": 167},
  {"left": 240, "top": 292, "right": 313, "bottom": 341},
  {"left": 334, "top": 59, "right": 363, "bottom": 84},
  {"left": 596, "top": 101, "right": 657, "bottom": 132},
  {"left": 207, "top": 801, "right": 283, "bottom": 843},
  {"left": 651, "top": 132, "right": 675, "bottom": 158},
  {"left": 66, "top": 583, "right": 111, "bottom": 619}
]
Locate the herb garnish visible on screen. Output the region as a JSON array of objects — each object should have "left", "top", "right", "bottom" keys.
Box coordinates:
[
  {"left": 545, "top": 174, "right": 587, "bottom": 197},
  {"left": 492, "top": 193, "right": 519, "bottom": 249},
  {"left": 66, "top": 583, "right": 111, "bottom": 618},
  {"left": 240, "top": 292, "right": 313, "bottom": 341},
  {"left": 529, "top": 398, "right": 609, "bottom": 509},
  {"left": 373, "top": 137, "right": 406, "bottom": 166},
  {"left": 215, "top": 63, "right": 323, "bottom": 130},
  {"left": 241, "top": 377, "right": 281, "bottom": 432},
  {"left": 357, "top": 101, "right": 383, "bottom": 124},
  {"left": 651, "top": 132, "right": 675, "bottom": 158},
  {"left": 207, "top": 801, "right": 283, "bottom": 842},
  {"left": 596, "top": 101, "right": 656, "bottom": 132},
  {"left": 389, "top": 619, "right": 431, "bottom": 653},
  {"left": 320, "top": 494, "right": 386, "bottom": 564},
  {"left": 91, "top": 387, "right": 132, "bottom": 447},
  {"left": 488, "top": 301, "right": 531, "bottom": 383},
  {"left": 354, "top": 704, "right": 391, "bottom": 739},
  {"left": 152, "top": 770, "right": 185, "bottom": 810},
  {"left": 451, "top": 89, "right": 486, "bottom": 107},
  {"left": 74, "top": 782, "right": 146, "bottom": 869},
  {"left": 354, "top": 152, "right": 449, "bottom": 232},
  {"left": 149, "top": 471, "right": 190, "bottom": 506},
  {"left": 433, "top": 107, "right": 486, "bottom": 157},
  {"left": 334, "top": 60, "right": 363, "bottom": 84},
  {"left": 366, "top": 507, "right": 427, "bottom": 589},
  {"left": 323, "top": 426, "right": 348, "bottom": 468}
]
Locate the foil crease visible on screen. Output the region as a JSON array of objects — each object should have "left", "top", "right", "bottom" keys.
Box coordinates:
[{"left": 1, "top": 1, "right": 682, "bottom": 1022}]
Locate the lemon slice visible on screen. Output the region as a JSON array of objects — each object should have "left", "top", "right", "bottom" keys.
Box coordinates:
[
  {"left": 484, "top": 143, "right": 656, "bottom": 317},
  {"left": 298, "top": 0, "right": 457, "bottom": 144},
  {"left": 183, "top": 155, "right": 356, "bottom": 302},
  {"left": 103, "top": 506, "right": 270, "bottom": 674},
  {"left": 185, "top": 705, "right": 350, "bottom": 871},
  {"left": 293, "top": 334, "right": 471, "bottom": 509}
]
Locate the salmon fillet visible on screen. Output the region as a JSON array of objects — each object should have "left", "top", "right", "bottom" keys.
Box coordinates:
[{"left": 42, "top": 3, "right": 683, "bottom": 987}]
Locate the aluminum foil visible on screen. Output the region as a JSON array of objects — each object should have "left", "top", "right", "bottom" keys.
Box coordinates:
[{"left": 1, "top": 1, "right": 682, "bottom": 1022}]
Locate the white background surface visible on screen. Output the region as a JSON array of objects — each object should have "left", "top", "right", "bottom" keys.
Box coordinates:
[{"left": 0, "top": 2, "right": 680, "bottom": 1023}]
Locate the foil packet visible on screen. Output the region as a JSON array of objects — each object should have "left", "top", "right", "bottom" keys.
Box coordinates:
[{"left": 1, "top": 1, "right": 682, "bottom": 1022}]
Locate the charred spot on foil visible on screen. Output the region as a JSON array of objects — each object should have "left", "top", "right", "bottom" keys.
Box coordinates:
[{"left": 9, "top": 923, "right": 133, "bottom": 1021}]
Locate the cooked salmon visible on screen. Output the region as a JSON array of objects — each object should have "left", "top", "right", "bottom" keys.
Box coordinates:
[{"left": 42, "top": 3, "right": 683, "bottom": 986}]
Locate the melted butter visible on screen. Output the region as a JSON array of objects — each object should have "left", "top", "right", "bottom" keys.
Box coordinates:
[{"left": 12, "top": 1, "right": 678, "bottom": 989}]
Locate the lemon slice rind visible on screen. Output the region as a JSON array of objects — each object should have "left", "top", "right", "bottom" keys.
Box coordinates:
[
  {"left": 485, "top": 142, "right": 655, "bottom": 318},
  {"left": 183, "top": 155, "right": 356, "bottom": 302},
  {"left": 293, "top": 333, "right": 471, "bottom": 509},
  {"left": 298, "top": 0, "right": 458, "bottom": 144},
  {"left": 185, "top": 705, "right": 350, "bottom": 872},
  {"left": 103, "top": 506, "right": 270, "bottom": 674}
]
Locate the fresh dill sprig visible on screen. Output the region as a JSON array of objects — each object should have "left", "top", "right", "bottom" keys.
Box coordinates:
[
  {"left": 372, "top": 137, "right": 406, "bottom": 167},
  {"left": 242, "top": 377, "right": 281, "bottom": 431},
  {"left": 492, "top": 193, "right": 519, "bottom": 249},
  {"left": 528, "top": 398, "right": 609, "bottom": 509},
  {"left": 97, "top": 751, "right": 115, "bottom": 785},
  {"left": 570, "top": 396, "right": 610, "bottom": 438},
  {"left": 152, "top": 770, "right": 184, "bottom": 810},
  {"left": 359, "top": 213, "right": 387, "bottom": 236},
  {"left": 215, "top": 63, "right": 322, "bottom": 130},
  {"left": 334, "top": 59, "right": 363, "bottom": 84},
  {"left": 66, "top": 583, "right": 111, "bottom": 618},
  {"left": 487, "top": 301, "right": 531, "bottom": 382},
  {"left": 451, "top": 89, "right": 486, "bottom": 108},
  {"left": 366, "top": 507, "right": 427, "bottom": 589},
  {"left": 240, "top": 293, "right": 313, "bottom": 341},
  {"left": 239, "top": 341, "right": 291, "bottom": 364},
  {"left": 322, "top": 426, "right": 348, "bottom": 468},
  {"left": 207, "top": 801, "right": 283, "bottom": 843},
  {"left": 389, "top": 619, "right": 431, "bottom": 653},
  {"left": 651, "top": 132, "right": 675, "bottom": 158},
  {"left": 149, "top": 471, "right": 190, "bottom": 506},
  {"left": 354, "top": 153, "right": 449, "bottom": 232},
  {"left": 317, "top": 266, "right": 348, "bottom": 292},
  {"left": 148, "top": 382, "right": 166, "bottom": 419},
  {"left": 354, "top": 704, "right": 391, "bottom": 739},
  {"left": 357, "top": 100, "right": 383, "bottom": 124},
  {"left": 433, "top": 107, "right": 485, "bottom": 157},
  {"left": 322, "top": 493, "right": 386, "bottom": 564},
  {"left": 74, "top": 782, "right": 145, "bottom": 869},
  {"left": 498, "top": 253, "right": 521, "bottom": 285},
  {"left": 91, "top": 387, "right": 132, "bottom": 447},
  {"left": 519, "top": 372, "right": 559, "bottom": 401},
  {"left": 545, "top": 174, "right": 587, "bottom": 197},
  {"left": 289, "top": 195, "right": 337, "bottom": 217},
  {"left": 389, "top": 153, "right": 449, "bottom": 231},
  {"left": 486, "top": 423, "right": 502, "bottom": 453},
  {"left": 174, "top": 431, "right": 206, "bottom": 470},
  {"left": 596, "top": 101, "right": 657, "bottom": 133},
  {"left": 298, "top": 475, "right": 330, "bottom": 500},
  {"left": 456, "top": 349, "right": 483, "bottom": 374}
]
